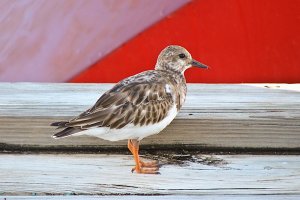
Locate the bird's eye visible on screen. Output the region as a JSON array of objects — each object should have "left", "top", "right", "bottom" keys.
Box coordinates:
[{"left": 178, "top": 53, "right": 186, "bottom": 59}]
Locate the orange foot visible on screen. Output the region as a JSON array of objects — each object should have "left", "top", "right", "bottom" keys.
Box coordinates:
[
  {"left": 131, "top": 160, "right": 160, "bottom": 174},
  {"left": 128, "top": 139, "right": 160, "bottom": 174}
]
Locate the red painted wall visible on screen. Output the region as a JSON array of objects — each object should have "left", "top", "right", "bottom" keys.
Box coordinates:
[{"left": 71, "top": 0, "right": 300, "bottom": 83}]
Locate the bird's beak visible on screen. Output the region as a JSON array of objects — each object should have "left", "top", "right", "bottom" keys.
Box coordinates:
[{"left": 191, "top": 59, "right": 209, "bottom": 69}]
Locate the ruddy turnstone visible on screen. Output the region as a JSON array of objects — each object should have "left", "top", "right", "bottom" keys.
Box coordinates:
[{"left": 51, "top": 45, "right": 208, "bottom": 174}]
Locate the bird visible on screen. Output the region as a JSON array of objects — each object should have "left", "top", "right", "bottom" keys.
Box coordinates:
[{"left": 51, "top": 45, "right": 208, "bottom": 174}]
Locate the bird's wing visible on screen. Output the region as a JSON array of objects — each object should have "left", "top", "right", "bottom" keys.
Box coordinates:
[{"left": 64, "top": 71, "right": 175, "bottom": 130}]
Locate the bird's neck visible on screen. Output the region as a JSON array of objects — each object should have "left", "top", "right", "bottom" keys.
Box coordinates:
[
  {"left": 155, "top": 63, "right": 185, "bottom": 75},
  {"left": 156, "top": 68, "right": 186, "bottom": 82}
]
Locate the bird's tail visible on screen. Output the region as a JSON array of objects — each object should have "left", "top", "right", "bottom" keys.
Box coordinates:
[{"left": 51, "top": 121, "right": 80, "bottom": 139}]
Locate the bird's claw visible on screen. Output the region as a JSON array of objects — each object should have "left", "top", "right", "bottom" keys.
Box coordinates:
[
  {"left": 140, "top": 160, "right": 159, "bottom": 167},
  {"left": 131, "top": 160, "right": 160, "bottom": 174},
  {"left": 131, "top": 166, "right": 160, "bottom": 174}
]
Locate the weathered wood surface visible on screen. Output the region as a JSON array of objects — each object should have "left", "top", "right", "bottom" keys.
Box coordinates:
[
  {"left": 0, "top": 154, "right": 299, "bottom": 196},
  {"left": 2, "top": 195, "right": 300, "bottom": 200},
  {"left": 0, "top": 83, "right": 300, "bottom": 150}
]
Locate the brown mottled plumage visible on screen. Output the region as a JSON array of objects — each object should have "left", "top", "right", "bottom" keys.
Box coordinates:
[
  {"left": 54, "top": 71, "right": 183, "bottom": 132},
  {"left": 51, "top": 45, "right": 208, "bottom": 174}
]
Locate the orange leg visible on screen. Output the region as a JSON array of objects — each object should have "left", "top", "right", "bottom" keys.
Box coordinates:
[{"left": 127, "top": 139, "right": 159, "bottom": 174}]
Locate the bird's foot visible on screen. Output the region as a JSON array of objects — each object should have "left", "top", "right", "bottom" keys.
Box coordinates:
[
  {"left": 131, "top": 166, "right": 160, "bottom": 174},
  {"left": 131, "top": 160, "right": 160, "bottom": 174},
  {"left": 140, "top": 160, "right": 159, "bottom": 168}
]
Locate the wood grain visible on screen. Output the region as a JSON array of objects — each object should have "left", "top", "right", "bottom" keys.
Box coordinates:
[
  {"left": 3, "top": 196, "right": 300, "bottom": 200},
  {"left": 0, "top": 83, "right": 300, "bottom": 150},
  {"left": 0, "top": 154, "right": 299, "bottom": 195}
]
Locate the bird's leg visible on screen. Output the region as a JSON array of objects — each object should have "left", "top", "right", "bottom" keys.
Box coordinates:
[
  {"left": 128, "top": 139, "right": 159, "bottom": 174},
  {"left": 128, "top": 139, "right": 159, "bottom": 168}
]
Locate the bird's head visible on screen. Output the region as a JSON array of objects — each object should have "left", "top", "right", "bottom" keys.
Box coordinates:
[{"left": 155, "top": 45, "right": 208, "bottom": 73}]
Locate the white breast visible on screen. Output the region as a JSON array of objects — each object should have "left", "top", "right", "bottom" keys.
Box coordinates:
[{"left": 73, "top": 104, "right": 178, "bottom": 141}]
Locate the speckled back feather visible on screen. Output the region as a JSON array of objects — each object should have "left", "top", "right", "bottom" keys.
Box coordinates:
[{"left": 52, "top": 70, "right": 186, "bottom": 138}]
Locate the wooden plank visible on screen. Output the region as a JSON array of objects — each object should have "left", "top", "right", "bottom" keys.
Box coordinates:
[
  {"left": 0, "top": 83, "right": 300, "bottom": 150},
  {"left": 0, "top": 154, "right": 299, "bottom": 195},
  {"left": 2, "top": 195, "right": 300, "bottom": 200}
]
